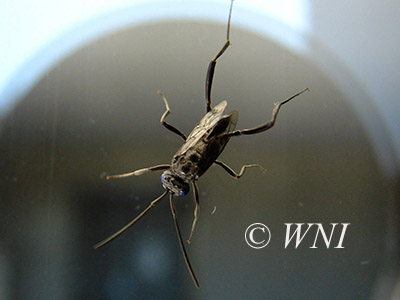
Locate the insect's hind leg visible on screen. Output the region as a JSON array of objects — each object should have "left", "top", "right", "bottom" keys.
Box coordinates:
[
  {"left": 205, "top": 0, "right": 234, "bottom": 112},
  {"left": 214, "top": 160, "right": 267, "bottom": 178},
  {"left": 157, "top": 91, "right": 187, "bottom": 141},
  {"left": 225, "top": 88, "right": 309, "bottom": 137}
]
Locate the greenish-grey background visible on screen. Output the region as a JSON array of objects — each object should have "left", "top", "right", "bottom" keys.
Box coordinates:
[{"left": 0, "top": 21, "right": 398, "bottom": 299}]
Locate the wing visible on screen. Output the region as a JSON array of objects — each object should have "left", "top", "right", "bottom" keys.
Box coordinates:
[
  {"left": 208, "top": 108, "right": 238, "bottom": 138},
  {"left": 176, "top": 101, "right": 228, "bottom": 156},
  {"left": 194, "top": 109, "right": 238, "bottom": 176}
]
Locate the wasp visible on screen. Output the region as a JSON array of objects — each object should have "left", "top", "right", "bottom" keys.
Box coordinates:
[{"left": 94, "top": 0, "right": 308, "bottom": 288}]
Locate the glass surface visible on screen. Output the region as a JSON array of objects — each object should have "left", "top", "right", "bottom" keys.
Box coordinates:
[{"left": 1, "top": 16, "right": 399, "bottom": 300}]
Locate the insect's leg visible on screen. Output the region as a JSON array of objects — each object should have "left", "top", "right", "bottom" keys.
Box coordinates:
[
  {"left": 205, "top": 0, "right": 234, "bottom": 112},
  {"left": 169, "top": 194, "right": 200, "bottom": 288},
  {"left": 157, "top": 91, "right": 187, "bottom": 141},
  {"left": 214, "top": 160, "right": 267, "bottom": 178},
  {"left": 225, "top": 88, "right": 309, "bottom": 137},
  {"left": 187, "top": 181, "right": 200, "bottom": 244},
  {"left": 106, "top": 164, "right": 170, "bottom": 180},
  {"left": 93, "top": 190, "right": 168, "bottom": 249}
]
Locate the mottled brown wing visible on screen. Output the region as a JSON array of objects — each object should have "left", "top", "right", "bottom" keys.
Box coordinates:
[{"left": 176, "top": 101, "right": 228, "bottom": 157}]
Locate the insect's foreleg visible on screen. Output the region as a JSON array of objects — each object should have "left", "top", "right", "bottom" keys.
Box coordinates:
[
  {"left": 93, "top": 190, "right": 168, "bottom": 249},
  {"left": 205, "top": 0, "right": 234, "bottom": 112},
  {"left": 106, "top": 164, "right": 171, "bottom": 180},
  {"left": 214, "top": 160, "right": 267, "bottom": 178},
  {"left": 225, "top": 88, "right": 309, "bottom": 137},
  {"left": 187, "top": 181, "right": 200, "bottom": 244},
  {"left": 157, "top": 91, "right": 187, "bottom": 141},
  {"left": 169, "top": 194, "right": 200, "bottom": 288}
]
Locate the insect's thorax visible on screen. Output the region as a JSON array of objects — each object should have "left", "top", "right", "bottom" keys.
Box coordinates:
[
  {"left": 171, "top": 146, "right": 204, "bottom": 182},
  {"left": 171, "top": 102, "right": 236, "bottom": 182},
  {"left": 171, "top": 135, "right": 229, "bottom": 181}
]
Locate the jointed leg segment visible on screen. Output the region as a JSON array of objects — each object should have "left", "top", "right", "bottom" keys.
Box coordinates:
[
  {"left": 93, "top": 190, "right": 168, "bottom": 249},
  {"left": 215, "top": 160, "right": 267, "bottom": 178},
  {"left": 170, "top": 194, "right": 200, "bottom": 288},
  {"left": 225, "top": 88, "right": 309, "bottom": 137},
  {"left": 106, "top": 164, "right": 171, "bottom": 180},
  {"left": 205, "top": 0, "right": 234, "bottom": 112},
  {"left": 157, "top": 91, "right": 187, "bottom": 141},
  {"left": 187, "top": 181, "right": 200, "bottom": 244}
]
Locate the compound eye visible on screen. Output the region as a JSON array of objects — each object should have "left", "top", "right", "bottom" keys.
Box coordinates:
[
  {"left": 179, "top": 184, "right": 190, "bottom": 196},
  {"left": 161, "top": 174, "right": 168, "bottom": 184},
  {"left": 179, "top": 189, "right": 188, "bottom": 196}
]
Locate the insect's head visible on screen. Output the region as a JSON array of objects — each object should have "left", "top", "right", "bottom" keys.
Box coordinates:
[{"left": 161, "top": 170, "right": 190, "bottom": 196}]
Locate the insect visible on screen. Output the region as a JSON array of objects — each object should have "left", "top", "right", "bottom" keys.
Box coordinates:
[{"left": 94, "top": 0, "right": 308, "bottom": 288}]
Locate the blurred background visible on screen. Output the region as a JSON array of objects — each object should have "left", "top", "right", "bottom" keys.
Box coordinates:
[{"left": 0, "top": 0, "right": 399, "bottom": 299}]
